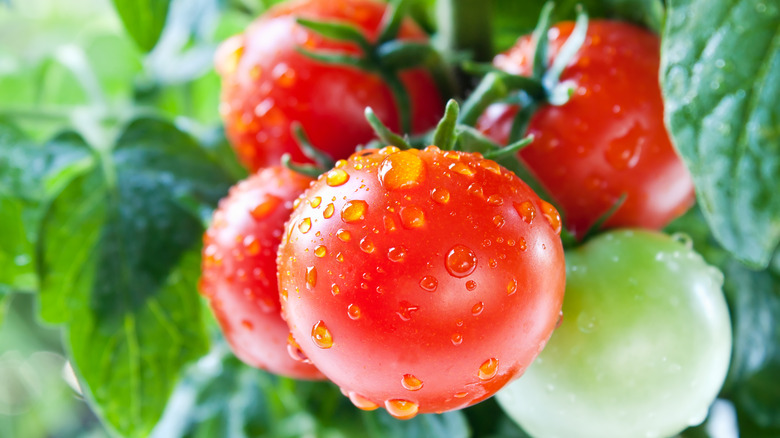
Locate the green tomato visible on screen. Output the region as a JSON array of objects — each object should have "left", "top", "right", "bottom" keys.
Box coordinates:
[{"left": 496, "top": 229, "right": 732, "bottom": 438}]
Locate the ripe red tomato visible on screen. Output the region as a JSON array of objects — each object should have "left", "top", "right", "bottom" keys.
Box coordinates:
[
  {"left": 200, "top": 167, "right": 323, "bottom": 380},
  {"left": 216, "top": 0, "right": 445, "bottom": 172},
  {"left": 277, "top": 146, "right": 566, "bottom": 418},
  {"left": 477, "top": 20, "right": 695, "bottom": 237}
]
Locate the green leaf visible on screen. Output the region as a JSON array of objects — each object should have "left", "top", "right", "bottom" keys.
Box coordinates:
[
  {"left": 661, "top": 0, "right": 780, "bottom": 268},
  {"left": 0, "top": 121, "right": 94, "bottom": 293},
  {"left": 721, "top": 260, "right": 780, "bottom": 428},
  {"left": 38, "top": 118, "right": 234, "bottom": 437},
  {"left": 111, "top": 0, "right": 172, "bottom": 52},
  {"left": 492, "top": 0, "right": 664, "bottom": 51}
]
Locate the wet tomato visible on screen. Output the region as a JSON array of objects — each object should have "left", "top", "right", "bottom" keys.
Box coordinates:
[
  {"left": 277, "top": 146, "right": 566, "bottom": 418},
  {"left": 478, "top": 20, "right": 695, "bottom": 237},
  {"left": 201, "top": 167, "right": 324, "bottom": 380},
  {"left": 497, "top": 230, "right": 732, "bottom": 438},
  {"left": 216, "top": 0, "right": 444, "bottom": 172}
]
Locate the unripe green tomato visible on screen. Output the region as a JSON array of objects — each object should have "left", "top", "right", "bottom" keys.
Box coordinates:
[{"left": 496, "top": 229, "right": 732, "bottom": 438}]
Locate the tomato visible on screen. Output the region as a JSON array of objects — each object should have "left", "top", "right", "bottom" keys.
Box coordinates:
[
  {"left": 276, "top": 146, "right": 566, "bottom": 418},
  {"left": 496, "top": 230, "right": 732, "bottom": 438},
  {"left": 477, "top": 20, "right": 695, "bottom": 237},
  {"left": 200, "top": 167, "right": 324, "bottom": 380},
  {"left": 216, "top": 0, "right": 445, "bottom": 172}
]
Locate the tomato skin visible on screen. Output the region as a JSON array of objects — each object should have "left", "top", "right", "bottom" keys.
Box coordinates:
[
  {"left": 277, "top": 146, "right": 566, "bottom": 417},
  {"left": 200, "top": 167, "right": 324, "bottom": 380},
  {"left": 496, "top": 230, "right": 732, "bottom": 438},
  {"left": 216, "top": 0, "right": 444, "bottom": 172},
  {"left": 478, "top": 20, "right": 695, "bottom": 237}
]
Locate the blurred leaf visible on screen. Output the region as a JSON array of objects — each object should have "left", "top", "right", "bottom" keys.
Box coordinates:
[
  {"left": 363, "top": 409, "right": 470, "bottom": 438},
  {"left": 37, "top": 118, "right": 234, "bottom": 437},
  {"left": 661, "top": 0, "right": 780, "bottom": 268},
  {"left": 0, "top": 121, "right": 94, "bottom": 293},
  {"left": 111, "top": 0, "right": 172, "bottom": 52},
  {"left": 491, "top": 0, "right": 664, "bottom": 52},
  {"left": 721, "top": 260, "right": 780, "bottom": 428}
]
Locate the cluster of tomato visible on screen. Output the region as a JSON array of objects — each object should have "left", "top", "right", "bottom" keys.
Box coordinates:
[{"left": 200, "top": 1, "right": 733, "bottom": 436}]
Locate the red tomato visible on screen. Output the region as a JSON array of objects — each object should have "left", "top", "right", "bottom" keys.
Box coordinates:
[
  {"left": 200, "top": 167, "right": 323, "bottom": 380},
  {"left": 277, "top": 146, "right": 566, "bottom": 418},
  {"left": 216, "top": 0, "right": 444, "bottom": 172},
  {"left": 477, "top": 20, "right": 695, "bottom": 237}
]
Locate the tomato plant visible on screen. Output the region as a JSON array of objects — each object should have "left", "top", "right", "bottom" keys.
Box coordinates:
[
  {"left": 216, "top": 0, "right": 445, "bottom": 171},
  {"left": 277, "top": 145, "right": 566, "bottom": 418},
  {"left": 477, "top": 20, "right": 695, "bottom": 237},
  {"left": 496, "top": 229, "right": 732, "bottom": 438},
  {"left": 201, "top": 166, "right": 324, "bottom": 380}
]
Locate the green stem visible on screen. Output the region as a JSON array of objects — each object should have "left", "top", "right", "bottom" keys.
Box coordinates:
[{"left": 435, "top": 0, "right": 493, "bottom": 63}]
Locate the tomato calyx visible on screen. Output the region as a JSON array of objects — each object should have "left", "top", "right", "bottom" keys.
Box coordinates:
[
  {"left": 281, "top": 122, "right": 336, "bottom": 178},
  {"left": 295, "top": 0, "right": 456, "bottom": 135},
  {"left": 459, "top": 3, "right": 589, "bottom": 144}
]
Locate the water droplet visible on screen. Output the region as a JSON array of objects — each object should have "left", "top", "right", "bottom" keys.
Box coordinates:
[
  {"left": 451, "top": 333, "right": 463, "bottom": 345},
  {"left": 431, "top": 187, "right": 450, "bottom": 204},
  {"left": 272, "top": 62, "right": 296, "bottom": 87},
  {"left": 251, "top": 195, "right": 281, "bottom": 220},
  {"left": 385, "top": 399, "right": 419, "bottom": 420},
  {"left": 605, "top": 126, "right": 643, "bottom": 170},
  {"left": 540, "top": 200, "right": 562, "bottom": 235},
  {"left": 506, "top": 277, "right": 518, "bottom": 295},
  {"left": 306, "top": 266, "right": 317, "bottom": 289},
  {"left": 359, "top": 237, "right": 376, "bottom": 254},
  {"left": 577, "top": 312, "right": 598, "bottom": 333},
  {"left": 326, "top": 169, "right": 349, "bottom": 186},
  {"left": 341, "top": 200, "right": 368, "bottom": 223},
  {"left": 446, "top": 245, "right": 477, "bottom": 278},
  {"left": 331, "top": 283, "right": 340, "bottom": 295},
  {"left": 397, "top": 301, "right": 419, "bottom": 321},
  {"left": 472, "top": 302, "right": 484, "bottom": 316},
  {"left": 309, "top": 196, "right": 322, "bottom": 208},
  {"left": 287, "top": 333, "right": 310, "bottom": 363},
  {"left": 454, "top": 391, "right": 468, "bottom": 398},
  {"left": 311, "top": 321, "right": 333, "bottom": 348},
  {"left": 401, "top": 374, "right": 423, "bottom": 391},
  {"left": 314, "top": 245, "right": 327, "bottom": 258},
  {"left": 449, "top": 162, "right": 475, "bottom": 176},
  {"left": 336, "top": 252, "right": 345, "bottom": 262},
  {"left": 347, "top": 304, "right": 361, "bottom": 320},
  {"left": 323, "top": 203, "right": 335, "bottom": 218},
  {"left": 400, "top": 206, "right": 426, "bottom": 229},
  {"left": 514, "top": 201, "right": 536, "bottom": 224},
  {"left": 467, "top": 183, "right": 484, "bottom": 198},
  {"left": 336, "top": 229, "right": 351, "bottom": 241},
  {"left": 671, "top": 232, "right": 694, "bottom": 249},
  {"left": 383, "top": 214, "right": 398, "bottom": 232},
  {"left": 243, "top": 235, "right": 261, "bottom": 255},
  {"left": 298, "top": 218, "right": 312, "bottom": 233},
  {"left": 419, "top": 275, "right": 438, "bottom": 292},
  {"left": 479, "top": 358, "right": 499, "bottom": 380},
  {"left": 466, "top": 280, "right": 477, "bottom": 291},
  {"left": 379, "top": 150, "right": 426, "bottom": 190},
  {"left": 478, "top": 159, "right": 501, "bottom": 174},
  {"left": 487, "top": 194, "right": 504, "bottom": 206},
  {"left": 388, "top": 246, "right": 407, "bottom": 262},
  {"left": 493, "top": 214, "right": 505, "bottom": 228},
  {"left": 348, "top": 392, "right": 378, "bottom": 411}
]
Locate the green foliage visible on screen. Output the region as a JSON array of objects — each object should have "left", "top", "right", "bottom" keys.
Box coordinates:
[
  {"left": 111, "top": 0, "right": 172, "bottom": 51},
  {"left": 34, "top": 118, "right": 235, "bottom": 437},
  {"left": 151, "top": 341, "right": 470, "bottom": 438},
  {"left": 661, "top": 0, "right": 780, "bottom": 268}
]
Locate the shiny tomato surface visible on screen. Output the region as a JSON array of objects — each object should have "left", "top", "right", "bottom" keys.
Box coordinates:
[
  {"left": 478, "top": 20, "right": 695, "bottom": 237},
  {"left": 217, "top": 0, "right": 444, "bottom": 171},
  {"left": 201, "top": 167, "right": 323, "bottom": 380},
  {"left": 277, "top": 146, "right": 566, "bottom": 418}
]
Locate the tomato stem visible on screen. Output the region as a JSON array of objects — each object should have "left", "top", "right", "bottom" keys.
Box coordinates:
[
  {"left": 280, "top": 153, "right": 324, "bottom": 179},
  {"left": 435, "top": 0, "right": 493, "bottom": 63},
  {"left": 432, "top": 99, "right": 459, "bottom": 151},
  {"left": 291, "top": 122, "right": 335, "bottom": 169},
  {"left": 364, "top": 107, "right": 412, "bottom": 150}
]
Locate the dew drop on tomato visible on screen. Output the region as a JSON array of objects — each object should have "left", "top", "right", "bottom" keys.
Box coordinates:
[
  {"left": 314, "top": 245, "right": 327, "bottom": 258},
  {"left": 479, "top": 358, "right": 499, "bottom": 381},
  {"left": 402, "top": 374, "right": 424, "bottom": 391},
  {"left": 341, "top": 200, "right": 368, "bottom": 223},
  {"left": 399, "top": 206, "right": 426, "bottom": 229},
  {"left": 348, "top": 392, "right": 379, "bottom": 411},
  {"left": 305, "top": 266, "right": 317, "bottom": 289},
  {"left": 431, "top": 187, "right": 450, "bottom": 204},
  {"left": 446, "top": 245, "right": 477, "bottom": 278},
  {"left": 298, "top": 218, "right": 312, "bottom": 233},
  {"left": 419, "top": 275, "right": 438, "bottom": 292},
  {"left": 311, "top": 321, "right": 333, "bottom": 349},
  {"left": 323, "top": 203, "right": 335, "bottom": 218},
  {"left": 250, "top": 195, "right": 281, "bottom": 220},
  {"left": 388, "top": 246, "right": 407, "bottom": 262},
  {"left": 514, "top": 201, "right": 536, "bottom": 224},
  {"left": 385, "top": 399, "right": 419, "bottom": 420},
  {"left": 326, "top": 169, "right": 349, "bottom": 186},
  {"left": 347, "top": 304, "right": 361, "bottom": 320},
  {"left": 378, "top": 150, "right": 426, "bottom": 190}
]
